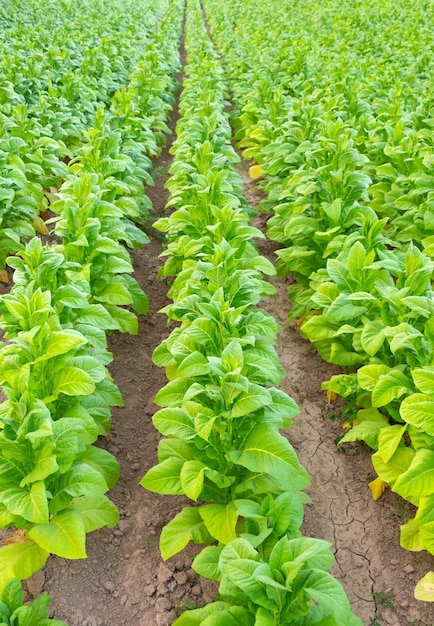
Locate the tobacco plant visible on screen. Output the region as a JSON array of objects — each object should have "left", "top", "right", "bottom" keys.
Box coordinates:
[{"left": 142, "top": 1, "right": 361, "bottom": 623}]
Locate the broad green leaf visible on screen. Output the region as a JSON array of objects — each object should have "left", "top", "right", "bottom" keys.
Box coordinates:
[
  {"left": 105, "top": 305, "right": 138, "bottom": 334},
  {"left": 230, "top": 384, "right": 271, "bottom": 418},
  {"left": 2, "top": 577, "right": 23, "bottom": 613},
  {"left": 70, "top": 494, "right": 119, "bottom": 533},
  {"left": 0, "top": 541, "right": 49, "bottom": 593},
  {"left": 357, "top": 364, "right": 391, "bottom": 391},
  {"left": 263, "top": 389, "right": 299, "bottom": 427},
  {"left": 222, "top": 340, "right": 244, "bottom": 372},
  {"left": 378, "top": 425, "right": 407, "bottom": 463},
  {"left": 28, "top": 508, "right": 87, "bottom": 558},
  {"left": 229, "top": 424, "right": 309, "bottom": 491},
  {"left": 301, "top": 569, "right": 354, "bottom": 621},
  {"left": 192, "top": 545, "right": 222, "bottom": 581},
  {"left": 94, "top": 282, "right": 133, "bottom": 305},
  {"left": 412, "top": 367, "right": 434, "bottom": 395},
  {"left": 36, "top": 331, "right": 87, "bottom": 363},
  {"left": 160, "top": 507, "right": 213, "bottom": 560},
  {"left": 152, "top": 407, "right": 196, "bottom": 439},
  {"left": 172, "top": 602, "right": 253, "bottom": 626},
  {"left": 199, "top": 502, "right": 238, "bottom": 544},
  {"left": 81, "top": 446, "right": 119, "bottom": 489},
  {"left": 373, "top": 447, "right": 415, "bottom": 488},
  {"left": 50, "top": 367, "right": 95, "bottom": 399},
  {"left": 141, "top": 458, "right": 184, "bottom": 495},
  {"left": 393, "top": 449, "right": 434, "bottom": 500},
  {"left": 360, "top": 321, "right": 385, "bottom": 356},
  {"left": 155, "top": 379, "right": 192, "bottom": 407},
  {"left": 400, "top": 518, "right": 425, "bottom": 552},
  {"left": 1, "top": 482, "right": 48, "bottom": 524},
  {"left": 180, "top": 460, "right": 207, "bottom": 500},
  {"left": 225, "top": 560, "right": 275, "bottom": 611},
  {"left": 270, "top": 536, "right": 333, "bottom": 574},
  {"left": 400, "top": 394, "right": 434, "bottom": 436},
  {"left": 177, "top": 352, "right": 210, "bottom": 378},
  {"left": 340, "top": 421, "right": 386, "bottom": 449},
  {"left": 20, "top": 455, "right": 58, "bottom": 487},
  {"left": 371, "top": 370, "right": 412, "bottom": 407}
]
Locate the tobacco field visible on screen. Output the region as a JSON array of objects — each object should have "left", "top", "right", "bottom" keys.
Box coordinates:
[{"left": 0, "top": 0, "right": 433, "bottom": 624}]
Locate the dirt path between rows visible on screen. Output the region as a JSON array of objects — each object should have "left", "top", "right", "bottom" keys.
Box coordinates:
[{"left": 10, "top": 32, "right": 434, "bottom": 626}]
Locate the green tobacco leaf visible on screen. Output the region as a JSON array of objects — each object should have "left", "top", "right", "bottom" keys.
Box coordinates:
[
  {"left": 357, "top": 364, "right": 391, "bottom": 391},
  {"left": 230, "top": 384, "right": 271, "bottom": 417},
  {"left": 371, "top": 370, "right": 412, "bottom": 407},
  {"left": 180, "top": 460, "right": 207, "bottom": 500},
  {"left": 229, "top": 424, "right": 309, "bottom": 491},
  {"left": 412, "top": 367, "right": 434, "bottom": 395},
  {"left": 301, "top": 569, "right": 355, "bottom": 622},
  {"left": 160, "top": 507, "right": 213, "bottom": 560},
  {"left": 400, "top": 518, "right": 426, "bottom": 552},
  {"left": 141, "top": 458, "right": 184, "bottom": 495},
  {"left": 192, "top": 545, "right": 222, "bottom": 581},
  {"left": 155, "top": 379, "right": 192, "bottom": 407},
  {"left": 360, "top": 320, "right": 385, "bottom": 356},
  {"left": 105, "top": 305, "right": 138, "bottom": 334},
  {"left": 20, "top": 454, "right": 58, "bottom": 487},
  {"left": 373, "top": 447, "right": 415, "bottom": 488},
  {"left": 94, "top": 282, "right": 133, "bottom": 305},
  {"left": 400, "top": 394, "right": 434, "bottom": 436},
  {"left": 225, "top": 560, "right": 275, "bottom": 611},
  {"left": 199, "top": 502, "right": 238, "bottom": 544},
  {"left": 177, "top": 352, "right": 210, "bottom": 378},
  {"left": 378, "top": 425, "right": 407, "bottom": 463},
  {"left": 1, "top": 482, "right": 49, "bottom": 524},
  {"left": 2, "top": 577, "right": 23, "bottom": 613},
  {"left": 340, "top": 421, "right": 386, "bottom": 449},
  {"left": 81, "top": 446, "right": 119, "bottom": 489},
  {"left": 70, "top": 494, "right": 119, "bottom": 533},
  {"left": 28, "top": 508, "right": 87, "bottom": 558},
  {"left": 270, "top": 536, "right": 334, "bottom": 574},
  {"left": 37, "top": 331, "right": 87, "bottom": 362},
  {"left": 50, "top": 367, "right": 95, "bottom": 399},
  {"left": 152, "top": 407, "right": 196, "bottom": 439},
  {"left": 393, "top": 449, "right": 434, "bottom": 500},
  {"left": 263, "top": 388, "right": 299, "bottom": 428},
  {"left": 172, "top": 602, "right": 253, "bottom": 626},
  {"left": 0, "top": 542, "right": 49, "bottom": 593}
]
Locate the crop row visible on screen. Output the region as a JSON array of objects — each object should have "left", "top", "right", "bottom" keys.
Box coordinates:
[
  {"left": 0, "top": 0, "right": 184, "bottom": 616},
  {"left": 140, "top": 1, "right": 363, "bottom": 623},
  {"left": 203, "top": 0, "right": 434, "bottom": 599},
  {"left": 0, "top": 0, "right": 173, "bottom": 271}
]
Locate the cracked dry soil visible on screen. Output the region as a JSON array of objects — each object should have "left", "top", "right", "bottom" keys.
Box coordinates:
[{"left": 6, "top": 68, "right": 434, "bottom": 626}]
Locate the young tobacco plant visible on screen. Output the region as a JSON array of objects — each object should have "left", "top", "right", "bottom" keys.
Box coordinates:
[{"left": 0, "top": 577, "right": 67, "bottom": 626}]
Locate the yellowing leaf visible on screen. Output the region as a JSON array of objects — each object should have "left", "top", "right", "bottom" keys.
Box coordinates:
[
  {"left": 414, "top": 571, "right": 434, "bottom": 602},
  {"left": 249, "top": 164, "right": 263, "bottom": 179},
  {"left": 33, "top": 214, "right": 49, "bottom": 235},
  {"left": 326, "top": 389, "right": 337, "bottom": 404},
  {"left": 0, "top": 270, "right": 9, "bottom": 284},
  {"left": 342, "top": 421, "right": 352, "bottom": 430},
  {"left": 165, "top": 364, "right": 178, "bottom": 380},
  {"left": 368, "top": 476, "right": 387, "bottom": 501}
]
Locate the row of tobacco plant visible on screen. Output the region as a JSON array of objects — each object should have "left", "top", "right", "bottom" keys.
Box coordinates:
[
  {"left": 0, "top": 0, "right": 184, "bottom": 620},
  {"left": 203, "top": 0, "right": 434, "bottom": 600},
  {"left": 141, "top": 1, "right": 362, "bottom": 623}
]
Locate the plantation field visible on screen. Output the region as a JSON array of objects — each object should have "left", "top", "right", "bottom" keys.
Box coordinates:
[{"left": 0, "top": 0, "right": 434, "bottom": 624}]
